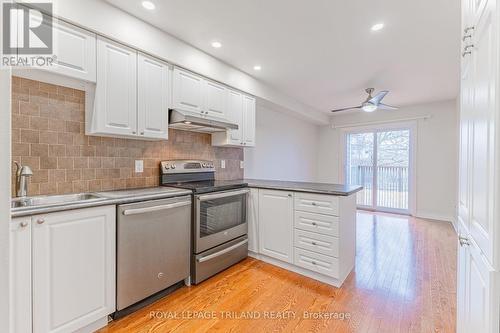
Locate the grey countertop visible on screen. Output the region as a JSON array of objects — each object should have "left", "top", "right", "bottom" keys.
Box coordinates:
[
  {"left": 244, "top": 179, "right": 363, "bottom": 196},
  {"left": 11, "top": 187, "right": 192, "bottom": 218}
]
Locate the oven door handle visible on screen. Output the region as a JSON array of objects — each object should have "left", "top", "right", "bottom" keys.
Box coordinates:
[
  {"left": 197, "top": 239, "right": 249, "bottom": 263},
  {"left": 122, "top": 201, "right": 191, "bottom": 216},
  {"left": 197, "top": 188, "right": 250, "bottom": 201}
]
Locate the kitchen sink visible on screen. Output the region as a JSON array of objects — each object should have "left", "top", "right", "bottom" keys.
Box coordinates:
[{"left": 11, "top": 193, "right": 104, "bottom": 209}]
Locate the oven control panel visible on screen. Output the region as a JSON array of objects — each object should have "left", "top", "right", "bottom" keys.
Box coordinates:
[{"left": 161, "top": 160, "right": 215, "bottom": 174}]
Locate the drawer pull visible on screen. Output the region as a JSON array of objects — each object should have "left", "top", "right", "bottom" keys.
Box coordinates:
[
  {"left": 311, "top": 261, "right": 317, "bottom": 265},
  {"left": 311, "top": 241, "right": 317, "bottom": 245},
  {"left": 311, "top": 222, "right": 317, "bottom": 226},
  {"left": 311, "top": 202, "right": 317, "bottom": 206},
  {"left": 36, "top": 218, "right": 45, "bottom": 224},
  {"left": 20, "top": 221, "right": 28, "bottom": 228}
]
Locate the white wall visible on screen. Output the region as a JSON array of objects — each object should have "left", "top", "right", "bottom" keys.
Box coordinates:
[
  {"left": 43, "top": 0, "right": 328, "bottom": 125},
  {"left": 245, "top": 102, "right": 320, "bottom": 182},
  {"left": 0, "top": 60, "right": 11, "bottom": 333},
  {"left": 317, "top": 100, "right": 459, "bottom": 222}
]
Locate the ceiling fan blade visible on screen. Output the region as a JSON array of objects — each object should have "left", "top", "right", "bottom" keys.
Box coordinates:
[
  {"left": 369, "top": 90, "right": 389, "bottom": 105},
  {"left": 331, "top": 106, "right": 362, "bottom": 113},
  {"left": 377, "top": 103, "right": 399, "bottom": 110}
]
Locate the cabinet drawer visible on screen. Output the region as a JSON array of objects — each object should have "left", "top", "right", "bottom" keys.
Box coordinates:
[
  {"left": 294, "top": 248, "right": 339, "bottom": 278},
  {"left": 294, "top": 193, "right": 339, "bottom": 216},
  {"left": 294, "top": 211, "right": 339, "bottom": 237},
  {"left": 294, "top": 229, "right": 339, "bottom": 257}
]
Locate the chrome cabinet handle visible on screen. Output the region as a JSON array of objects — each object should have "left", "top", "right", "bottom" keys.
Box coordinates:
[
  {"left": 464, "top": 26, "right": 475, "bottom": 34},
  {"left": 36, "top": 218, "right": 45, "bottom": 224},
  {"left": 459, "top": 235, "right": 470, "bottom": 247},
  {"left": 20, "top": 221, "right": 28, "bottom": 228},
  {"left": 140, "top": 132, "right": 144, "bottom": 135}
]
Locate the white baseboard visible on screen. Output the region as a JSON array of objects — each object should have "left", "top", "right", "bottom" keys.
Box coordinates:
[{"left": 415, "top": 211, "right": 454, "bottom": 223}]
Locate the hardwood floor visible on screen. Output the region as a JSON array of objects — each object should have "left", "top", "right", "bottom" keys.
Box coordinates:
[{"left": 99, "top": 211, "right": 457, "bottom": 333}]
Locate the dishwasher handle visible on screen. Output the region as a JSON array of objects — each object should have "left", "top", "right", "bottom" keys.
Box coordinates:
[{"left": 122, "top": 201, "right": 190, "bottom": 216}]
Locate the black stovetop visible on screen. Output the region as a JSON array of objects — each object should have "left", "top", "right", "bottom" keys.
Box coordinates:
[{"left": 163, "top": 180, "right": 248, "bottom": 194}]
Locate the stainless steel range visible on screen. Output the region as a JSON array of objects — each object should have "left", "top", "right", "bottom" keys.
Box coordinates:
[{"left": 160, "top": 160, "right": 249, "bottom": 284}]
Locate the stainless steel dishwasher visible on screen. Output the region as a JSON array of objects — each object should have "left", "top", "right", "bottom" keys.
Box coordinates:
[{"left": 116, "top": 195, "right": 191, "bottom": 312}]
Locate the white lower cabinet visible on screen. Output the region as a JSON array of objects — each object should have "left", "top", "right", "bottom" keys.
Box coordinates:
[
  {"left": 258, "top": 190, "right": 293, "bottom": 263},
  {"left": 10, "top": 206, "right": 116, "bottom": 333},
  {"left": 250, "top": 188, "right": 356, "bottom": 287},
  {"left": 9, "top": 217, "right": 32, "bottom": 333}
]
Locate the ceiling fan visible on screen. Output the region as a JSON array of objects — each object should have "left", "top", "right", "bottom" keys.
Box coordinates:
[{"left": 331, "top": 88, "right": 399, "bottom": 113}]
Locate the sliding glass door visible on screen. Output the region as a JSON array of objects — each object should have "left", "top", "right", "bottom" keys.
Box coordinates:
[{"left": 345, "top": 127, "right": 412, "bottom": 214}]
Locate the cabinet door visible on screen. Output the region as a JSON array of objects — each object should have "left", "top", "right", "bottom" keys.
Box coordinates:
[
  {"left": 468, "top": 0, "right": 497, "bottom": 267},
  {"left": 227, "top": 89, "right": 244, "bottom": 145},
  {"left": 172, "top": 68, "right": 204, "bottom": 114},
  {"left": 32, "top": 206, "right": 116, "bottom": 333},
  {"left": 137, "top": 53, "right": 169, "bottom": 140},
  {"left": 50, "top": 19, "right": 97, "bottom": 82},
  {"left": 247, "top": 188, "right": 259, "bottom": 253},
  {"left": 9, "top": 217, "right": 32, "bottom": 333},
  {"left": 205, "top": 80, "right": 227, "bottom": 119},
  {"left": 95, "top": 37, "right": 137, "bottom": 136},
  {"left": 242, "top": 95, "right": 256, "bottom": 146},
  {"left": 460, "top": 237, "right": 499, "bottom": 333},
  {"left": 258, "top": 190, "right": 293, "bottom": 263}
]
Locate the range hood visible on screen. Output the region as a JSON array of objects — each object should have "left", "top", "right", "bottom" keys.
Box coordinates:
[{"left": 169, "top": 109, "right": 238, "bottom": 133}]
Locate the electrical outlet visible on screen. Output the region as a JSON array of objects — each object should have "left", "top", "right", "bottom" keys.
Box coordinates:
[
  {"left": 240, "top": 161, "right": 244, "bottom": 169},
  {"left": 220, "top": 160, "right": 226, "bottom": 169},
  {"left": 135, "top": 160, "right": 144, "bottom": 173}
]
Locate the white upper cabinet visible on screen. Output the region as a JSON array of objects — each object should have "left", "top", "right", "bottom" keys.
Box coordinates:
[
  {"left": 226, "top": 89, "right": 244, "bottom": 144},
  {"left": 50, "top": 19, "right": 97, "bottom": 82},
  {"left": 32, "top": 206, "right": 115, "bottom": 333},
  {"left": 242, "top": 95, "right": 256, "bottom": 146},
  {"left": 211, "top": 92, "right": 256, "bottom": 147},
  {"left": 138, "top": 53, "right": 170, "bottom": 140},
  {"left": 172, "top": 68, "right": 205, "bottom": 114},
  {"left": 204, "top": 79, "right": 228, "bottom": 119},
  {"left": 93, "top": 37, "right": 137, "bottom": 137},
  {"left": 258, "top": 190, "right": 294, "bottom": 263}
]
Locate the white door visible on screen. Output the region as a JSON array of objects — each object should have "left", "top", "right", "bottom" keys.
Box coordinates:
[
  {"left": 226, "top": 89, "right": 244, "bottom": 145},
  {"left": 468, "top": 0, "right": 497, "bottom": 267},
  {"left": 137, "top": 53, "right": 169, "bottom": 140},
  {"left": 9, "top": 217, "right": 32, "bottom": 333},
  {"left": 242, "top": 95, "right": 256, "bottom": 146},
  {"left": 95, "top": 37, "right": 137, "bottom": 136},
  {"left": 172, "top": 68, "right": 204, "bottom": 114},
  {"left": 247, "top": 188, "right": 259, "bottom": 253},
  {"left": 32, "top": 206, "right": 116, "bottom": 333},
  {"left": 205, "top": 80, "right": 227, "bottom": 119},
  {"left": 258, "top": 190, "right": 293, "bottom": 263},
  {"left": 49, "top": 19, "right": 97, "bottom": 82}
]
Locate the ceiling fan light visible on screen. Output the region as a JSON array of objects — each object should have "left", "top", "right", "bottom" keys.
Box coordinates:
[{"left": 362, "top": 103, "right": 377, "bottom": 112}]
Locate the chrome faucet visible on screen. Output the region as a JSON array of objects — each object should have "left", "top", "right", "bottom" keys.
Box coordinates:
[{"left": 14, "top": 161, "right": 33, "bottom": 198}]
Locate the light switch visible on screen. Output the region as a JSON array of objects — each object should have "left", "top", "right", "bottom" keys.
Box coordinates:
[
  {"left": 135, "top": 160, "right": 144, "bottom": 173},
  {"left": 220, "top": 160, "right": 226, "bottom": 169}
]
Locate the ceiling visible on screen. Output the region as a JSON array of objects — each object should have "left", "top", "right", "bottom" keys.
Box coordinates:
[{"left": 105, "top": 0, "right": 460, "bottom": 113}]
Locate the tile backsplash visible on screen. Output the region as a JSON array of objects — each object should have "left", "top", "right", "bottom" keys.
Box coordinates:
[{"left": 11, "top": 76, "right": 243, "bottom": 197}]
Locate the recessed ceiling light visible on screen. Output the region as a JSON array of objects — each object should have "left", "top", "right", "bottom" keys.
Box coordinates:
[
  {"left": 253, "top": 65, "right": 262, "bottom": 71},
  {"left": 371, "top": 23, "right": 384, "bottom": 31},
  {"left": 211, "top": 41, "right": 222, "bottom": 48},
  {"left": 142, "top": 1, "right": 155, "bottom": 10}
]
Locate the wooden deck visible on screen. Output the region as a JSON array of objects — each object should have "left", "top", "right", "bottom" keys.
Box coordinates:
[{"left": 99, "top": 211, "right": 457, "bottom": 333}]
